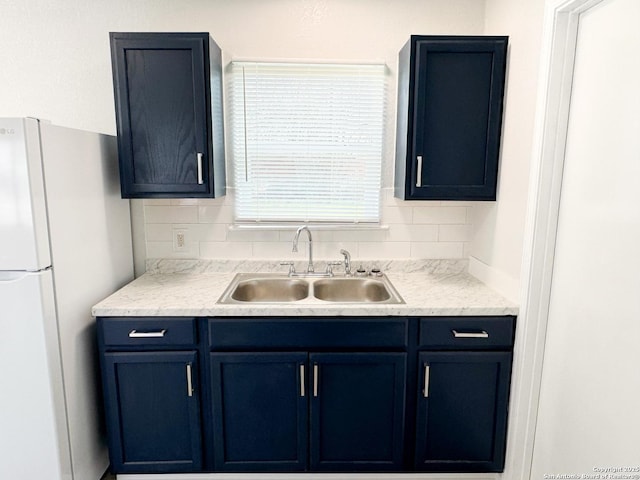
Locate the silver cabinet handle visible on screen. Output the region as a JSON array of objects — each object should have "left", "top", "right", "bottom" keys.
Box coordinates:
[
  {"left": 186, "top": 363, "right": 194, "bottom": 397},
  {"left": 197, "top": 153, "right": 204, "bottom": 185},
  {"left": 300, "top": 364, "right": 305, "bottom": 397},
  {"left": 313, "top": 363, "right": 319, "bottom": 397},
  {"left": 416, "top": 155, "right": 423, "bottom": 187},
  {"left": 452, "top": 329, "right": 489, "bottom": 339},
  {"left": 423, "top": 364, "right": 430, "bottom": 398},
  {"left": 128, "top": 329, "right": 166, "bottom": 338}
]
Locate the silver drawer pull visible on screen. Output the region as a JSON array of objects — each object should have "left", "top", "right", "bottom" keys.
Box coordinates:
[
  {"left": 300, "top": 364, "right": 305, "bottom": 397},
  {"left": 197, "top": 153, "right": 204, "bottom": 185},
  {"left": 186, "top": 363, "right": 194, "bottom": 397},
  {"left": 452, "top": 329, "right": 489, "bottom": 339},
  {"left": 416, "top": 155, "right": 423, "bottom": 187},
  {"left": 313, "top": 363, "right": 319, "bottom": 397},
  {"left": 128, "top": 329, "right": 167, "bottom": 338},
  {"left": 423, "top": 364, "right": 430, "bottom": 398}
]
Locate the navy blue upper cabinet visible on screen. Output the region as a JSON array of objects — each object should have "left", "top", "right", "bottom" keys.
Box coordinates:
[
  {"left": 395, "top": 36, "right": 508, "bottom": 200},
  {"left": 110, "top": 32, "right": 225, "bottom": 198}
]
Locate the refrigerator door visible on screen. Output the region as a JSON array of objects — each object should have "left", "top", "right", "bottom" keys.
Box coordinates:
[
  {"left": 0, "top": 118, "right": 51, "bottom": 270},
  {"left": 0, "top": 269, "right": 72, "bottom": 480},
  {"left": 38, "top": 122, "right": 130, "bottom": 479}
]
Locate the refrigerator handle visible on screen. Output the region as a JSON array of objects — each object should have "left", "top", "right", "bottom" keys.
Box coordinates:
[{"left": 0, "top": 272, "right": 31, "bottom": 283}]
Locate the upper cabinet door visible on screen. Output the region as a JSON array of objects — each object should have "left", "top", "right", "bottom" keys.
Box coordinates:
[
  {"left": 395, "top": 36, "right": 508, "bottom": 200},
  {"left": 110, "top": 32, "right": 225, "bottom": 198}
]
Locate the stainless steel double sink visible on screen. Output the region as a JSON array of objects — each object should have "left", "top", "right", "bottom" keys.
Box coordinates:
[{"left": 217, "top": 273, "right": 404, "bottom": 304}]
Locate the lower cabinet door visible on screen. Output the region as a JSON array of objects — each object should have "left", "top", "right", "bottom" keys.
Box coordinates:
[
  {"left": 415, "top": 351, "right": 512, "bottom": 472},
  {"left": 102, "top": 351, "right": 202, "bottom": 473},
  {"left": 210, "top": 352, "right": 308, "bottom": 471},
  {"left": 309, "top": 352, "right": 406, "bottom": 471}
]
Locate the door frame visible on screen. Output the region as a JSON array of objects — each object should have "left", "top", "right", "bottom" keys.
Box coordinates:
[{"left": 506, "top": 0, "right": 606, "bottom": 479}]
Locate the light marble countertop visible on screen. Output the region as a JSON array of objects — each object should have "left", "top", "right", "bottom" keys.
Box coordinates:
[{"left": 92, "top": 259, "right": 518, "bottom": 317}]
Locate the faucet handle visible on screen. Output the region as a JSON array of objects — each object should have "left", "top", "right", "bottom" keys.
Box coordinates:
[
  {"left": 325, "top": 261, "right": 343, "bottom": 276},
  {"left": 280, "top": 261, "right": 296, "bottom": 276}
]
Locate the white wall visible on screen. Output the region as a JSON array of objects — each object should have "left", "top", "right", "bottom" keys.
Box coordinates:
[
  {"left": 0, "top": 0, "right": 487, "bottom": 265},
  {"left": 0, "top": 0, "right": 486, "bottom": 136},
  {"left": 470, "top": 0, "right": 545, "bottom": 300}
]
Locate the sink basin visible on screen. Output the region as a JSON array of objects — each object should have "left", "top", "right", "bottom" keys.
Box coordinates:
[
  {"left": 230, "top": 278, "right": 309, "bottom": 302},
  {"left": 313, "top": 278, "right": 392, "bottom": 303},
  {"left": 218, "top": 273, "right": 404, "bottom": 305}
]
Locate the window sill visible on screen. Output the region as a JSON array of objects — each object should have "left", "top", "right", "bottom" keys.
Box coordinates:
[{"left": 229, "top": 223, "right": 389, "bottom": 231}]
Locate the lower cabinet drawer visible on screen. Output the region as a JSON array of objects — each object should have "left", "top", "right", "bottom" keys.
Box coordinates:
[
  {"left": 419, "top": 316, "right": 515, "bottom": 350},
  {"left": 99, "top": 317, "right": 197, "bottom": 347}
]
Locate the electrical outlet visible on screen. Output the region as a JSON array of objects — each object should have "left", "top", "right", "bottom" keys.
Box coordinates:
[{"left": 173, "top": 229, "right": 187, "bottom": 252}]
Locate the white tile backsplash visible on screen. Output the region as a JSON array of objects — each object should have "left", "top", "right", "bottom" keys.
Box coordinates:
[
  {"left": 145, "top": 224, "right": 173, "bottom": 242},
  {"left": 142, "top": 188, "right": 474, "bottom": 262},
  {"left": 439, "top": 224, "right": 473, "bottom": 242},
  {"left": 413, "top": 206, "right": 468, "bottom": 224},
  {"left": 310, "top": 241, "right": 360, "bottom": 260},
  {"left": 144, "top": 205, "right": 198, "bottom": 223},
  {"left": 194, "top": 224, "right": 229, "bottom": 242},
  {"left": 226, "top": 228, "right": 282, "bottom": 242},
  {"left": 146, "top": 240, "right": 199, "bottom": 258},
  {"left": 200, "top": 241, "right": 253, "bottom": 259},
  {"left": 387, "top": 224, "right": 439, "bottom": 242},
  {"left": 329, "top": 228, "right": 388, "bottom": 243},
  {"left": 170, "top": 198, "right": 199, "bottom": 206},
  {"left": 282, "top": 229, "right": 334, "bottom": 242},
  {"left": 198, "top": 205, "right": 235, "bottom": 224},
  {"left": 381, "top": 206, "right": 414, "bottom": 224},
  {"left": 411, "top": 242, "right": 465, "bottom": 259},
  {"left": 358, "top": 241, "right": 411, "bottom": 259},
  {"left": 251, "top": 242, "right": 300, "bottom": 259}
]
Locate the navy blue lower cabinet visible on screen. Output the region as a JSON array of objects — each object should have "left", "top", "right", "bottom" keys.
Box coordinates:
[
  {"left": 209, "top": 351, "right": 406, "bottom": 472},
  {"left": 310, "top": 353, "right": 407, "bottom": 471},
  {"left": 102, "top": 351, "right": 203, "bottom": 473},
  {"left": 96, "top": 315, "right": 515, "bottom": 474},
  {"left": 415, "top": 351, "right": 512, "bottom": 472},
  {"left": 210, "top": 352, "right": 308, "bottom": 471}
]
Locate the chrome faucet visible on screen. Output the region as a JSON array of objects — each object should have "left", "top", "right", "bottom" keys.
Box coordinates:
[{"left": 292, "top": 225, "right": 314, "bottom": 273}]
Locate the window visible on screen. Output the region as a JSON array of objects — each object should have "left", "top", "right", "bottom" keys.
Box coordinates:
[{"left": 230, "top": 62, "right": 386, "bottom": 224}]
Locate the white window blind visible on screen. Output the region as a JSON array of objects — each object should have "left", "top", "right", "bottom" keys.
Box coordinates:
[{"left": 230, "top": 62, "right": 385, "bottom": 224}]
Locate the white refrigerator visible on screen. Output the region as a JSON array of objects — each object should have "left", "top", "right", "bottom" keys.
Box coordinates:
[{"left": 0, "top": 118, "right": 134, "bottom": 480}]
